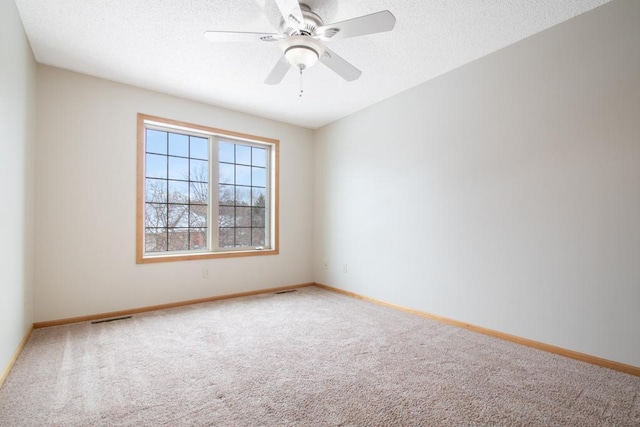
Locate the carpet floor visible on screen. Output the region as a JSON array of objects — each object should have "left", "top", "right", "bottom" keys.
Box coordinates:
[{"left": 1, "top": 286, "right": 639, "bottom": 426}]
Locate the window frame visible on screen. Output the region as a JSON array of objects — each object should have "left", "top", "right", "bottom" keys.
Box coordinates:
[{"left": 136, "top": 113, "right": 279, "bottom": 264}]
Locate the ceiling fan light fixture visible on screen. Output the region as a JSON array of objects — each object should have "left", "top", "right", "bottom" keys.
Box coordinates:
[
  {"left": 282, "top": 35, "right": 324, "bottom": 70},
  {"left": 285, "top": 45, "right": 318, "bottom": 70}
]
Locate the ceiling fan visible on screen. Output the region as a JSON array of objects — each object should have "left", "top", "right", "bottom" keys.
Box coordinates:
[{"left": 203, "top": 0, "right": 396, "bottom": 87}]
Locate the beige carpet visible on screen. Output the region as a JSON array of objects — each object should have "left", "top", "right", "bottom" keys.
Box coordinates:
[{"left": 1, "top": 286, "right": 639, "bottom": 426}]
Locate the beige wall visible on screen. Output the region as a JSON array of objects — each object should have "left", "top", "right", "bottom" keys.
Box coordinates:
[
  {"left": 313, "top": 0, "right": 640, "bottom": 366},
  {"left": 0, "top": 0, "right": 36, "bottom": 372},
  {"left": 34, "top": 66, "right": 314, "bottom": 322}
]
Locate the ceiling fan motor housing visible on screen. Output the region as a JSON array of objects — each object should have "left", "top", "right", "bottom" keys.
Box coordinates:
[{"left": 280, "top": 3, "right": 324, "bottom": 36}]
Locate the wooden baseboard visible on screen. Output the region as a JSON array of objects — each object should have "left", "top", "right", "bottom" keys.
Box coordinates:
[
  {"left": 314, "top": 283, "right": 640, "bottom": 377},
  {"left": 0, "top": 326, "right": 33, "bottom": 388},
  {"left": 33, "top": 283, "right": 315, "bottom": 329},
  {"left": 30, "top": 281, "right": 640, "bottom": 377}
]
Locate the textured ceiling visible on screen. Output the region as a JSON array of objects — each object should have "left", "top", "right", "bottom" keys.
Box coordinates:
[{"left": 15, "top": 0, "right": 610, "bottom": 129}]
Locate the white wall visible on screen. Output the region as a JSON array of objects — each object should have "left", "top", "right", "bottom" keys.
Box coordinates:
[
  {"left": 313, "top": 0, "right": 640, "bottom": 367},
  {"left": 0, "top": 0, "right": 36, "bottom": 371},
  {"left": 35, "top": 66, "right": 314, "bottom": 322}
]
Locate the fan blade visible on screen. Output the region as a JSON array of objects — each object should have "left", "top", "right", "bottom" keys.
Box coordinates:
[
  {"left": 316, "top": 10, "right": 396, "bottom": 40},
  {"left": 319, "top": 47, "right": 362, "bottom": 82},
  {"left": 275, "top": 0, "right": 304, "bottom": 28},
  {"left": 203, "top": 31, "right": 281, "bottom": 43},
  {"left": 265, "top": 56, "right": 291, "bottom": 85}
]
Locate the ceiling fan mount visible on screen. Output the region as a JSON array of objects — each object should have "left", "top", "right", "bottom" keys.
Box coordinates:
[{"left": 204, "top": 0, "right": 396, "bottom": 85}]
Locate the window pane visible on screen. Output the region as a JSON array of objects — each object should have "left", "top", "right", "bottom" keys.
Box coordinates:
[
  {"left": 251, "top": 187, "right": 266, "bottom": 207},
  {"left": 236, "top": 145, "right": 251, "bottom": 165},
  {"left": 235, "top": 228, "right": 251, "bottom": 247},
  {"left": 169, "top": 133, "right": 189, "bottom": 157},
  {"left": 190, "top": 137, "right": 208, "bottom": 160},
  {"left": 140, "top": 118, "right": 277, "bottom": 260},
  {"left": 168, "top": 180, "right": 189, "bottom": 203},
  {"left": 168, "top": 228, "right": 188, "bottom": 251},
  {"left": 219, "top": 228, "right": 234, "bottom": 248},
  {"left": 190, "top": 182, "right": 208, "bottom": 204},
  {"left": 146, "top": 154, "right": 167, "bottom": 179},
  {"left": 252, "top": 147, "right": 266, "bottom": 167},
  {"left": 147, "top": 130, "right": 167, "bottom": 154},
  {"left": 145, "top": 228, "right": 167, "bottom": 252},
  {"left": 190, "top": 159, "right": 208, "bottom": 182},
  {"left": 252, "top": 167, "right": 266, "bottom": 187},
  {"left": 219, "top": 162, "right": 234, "bottom": 184},
  {"left": 189, "top": 205, "right": 207, "bottom": 227},
  {"left": 168, "top": 156, "right": 189, "bottom": 180},
  {"left": 252, "top": 228, "right": 265, "bottom": 247},
  {"left": 219, "top": 142, "right": 234, "bottom": 163},
  {"left": 252, "top": 207, "right": 265, "bottom": 227},
  {"left": 219, "top": 185, "right": 234, "bottom": 205},
  {"left": 168, "top": 204, "right": 189, "bottom": 228},
  {"left": 219, "top": 206, "right": 234, "bottom": 227},
  {"left": 235, "top": 187, "right": 250, "bottom": 206},
  {"left": 236, "top": 207, "right": 251, "bottom": 227},
  {"left": 190, "top": 228, "right": 207, "bottom": 250},
  {"left": 145, "top": 203, "right": 167, "bottom": 228},
  {"left": 146, "top": 179, "right": 167, "bottom": 203},
  {"left": 236, "top": 165, "right": 251, "bottom": 186}
]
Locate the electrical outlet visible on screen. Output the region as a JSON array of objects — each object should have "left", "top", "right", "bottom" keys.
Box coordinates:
[
  {"left": 202, "top": 268, "right": 210, "bottom": 279},
  {"left": 342, "top": 264, "right": 348, "bottom": 273},
  {"left": 323, "top": 260, "right": 328, "bottom": 269}
]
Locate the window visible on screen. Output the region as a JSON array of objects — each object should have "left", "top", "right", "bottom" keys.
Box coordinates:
[{"left": 137, "top": 114, "right": 279, "bottom": 263}]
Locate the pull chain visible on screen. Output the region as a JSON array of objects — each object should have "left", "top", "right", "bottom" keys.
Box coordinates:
[{"left": 299, "top": 67, "right": 304, "bottom": 98}]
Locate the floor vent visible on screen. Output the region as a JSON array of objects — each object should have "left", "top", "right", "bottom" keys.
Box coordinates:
[
  {"left": 274, "top": 289, "right": 297, "bottom": 295},
  {"left": 91, "top": 315, "right": 132, "bottom": 324}
]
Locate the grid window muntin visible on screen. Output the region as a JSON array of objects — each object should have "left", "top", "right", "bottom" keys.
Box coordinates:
[
  {"left": 216, "top": 140, "right": 271, "bottom": 250},
  {"left": 144, "top": 126, "right": 211, "bottom": 255},
  {"left": 137, "top": 114, "right": 278, "bottom": 263}
]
